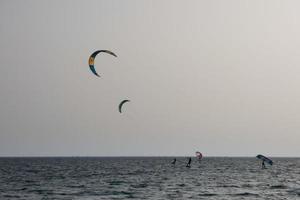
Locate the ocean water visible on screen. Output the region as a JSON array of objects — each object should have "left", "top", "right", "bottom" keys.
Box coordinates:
[{"left": 0, "top": 157, "right": 299, "bottom": 199}]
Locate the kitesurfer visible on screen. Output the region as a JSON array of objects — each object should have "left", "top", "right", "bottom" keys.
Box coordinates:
[
  {"left": 257, "top": 154, "right": 272, "bottom": 169},
  {"left": 171, "top": 158, "right": 176, "bottom": 165},
  {"left": 186, "top": 157, "right": 192, "bottom": 168}
]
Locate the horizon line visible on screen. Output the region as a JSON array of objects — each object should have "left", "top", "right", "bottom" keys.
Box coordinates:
[{"left": 0, "top": 155, "right": 299, "bottom": 158}]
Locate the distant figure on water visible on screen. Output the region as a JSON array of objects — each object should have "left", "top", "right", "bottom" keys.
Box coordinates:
[
  {"left": 186, "top": 157, "right": 192, "bottom": 168},
  {"left": 262, "top": 161, "right": 266, "bottom": 169},
  {"left": 171, "top": 158, "right": 176, "bottom": 165}
]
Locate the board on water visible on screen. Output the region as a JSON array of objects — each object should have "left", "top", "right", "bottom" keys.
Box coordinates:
[{"left": 256, "top": 154, "right": 273, "bottom": 165}]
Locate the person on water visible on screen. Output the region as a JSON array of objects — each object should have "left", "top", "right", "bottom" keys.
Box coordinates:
[
  {"left": 186, "top": 157, "right": 192, "bottom": 168},
  {"left": 262, "top": 161, "right": 266, "bottom": 169},
  {"left": 171, "top": 158, "right": 176, "bottom": 165}
]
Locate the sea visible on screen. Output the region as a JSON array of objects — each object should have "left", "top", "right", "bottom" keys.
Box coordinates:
[{"left": 0, "top": 157, "right": 299, "bottom": 199}]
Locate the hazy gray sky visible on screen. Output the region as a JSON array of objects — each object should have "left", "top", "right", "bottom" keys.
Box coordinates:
[{"left": 1, "top": 0, "right": 300, "bottom": 156}]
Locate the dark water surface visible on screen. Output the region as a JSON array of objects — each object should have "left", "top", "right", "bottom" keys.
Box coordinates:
[{"left": 0, "top": 157, "right": 299, "bottom": 199}]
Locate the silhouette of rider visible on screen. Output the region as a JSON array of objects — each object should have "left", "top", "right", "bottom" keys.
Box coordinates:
[
  {"left": 262, "top": 161, "right": 266, "bottom": 169},
  {"left": 171, "top": 158, "right": 176, "bottom": 165},
  {"left": 186, "top": 157, "right": 192, "bottom": 168}
]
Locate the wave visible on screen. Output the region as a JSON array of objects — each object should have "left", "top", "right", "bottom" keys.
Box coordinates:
[
  {"left": 241, "top": 183, "right": 254, "bottom": 188},
  {"left": 131, "top": 183, "right": 148, "bottom": 188},
  {"left": 198, "top": 193, "right": 218, "bottom": 196},
  {"left": 287, "top": 188, "right": 300, "bottom": 196},
  {"left": 270, "top": 184, "right": 287, "bottom": 189},
  {"left": 218, "top": 184, "right": 240, "bottom": 188},
  {"left": 68, "top": 184, "right": 86, "bottom": 188},
  {"left": 108, "top": 180, "right": 126, "bottom": 185},
  {"left": 230, "top": 192, "right": 259, "bottom": 197},
  {"left": 2, "top": 194, "right": 20, "bottom": 198}
]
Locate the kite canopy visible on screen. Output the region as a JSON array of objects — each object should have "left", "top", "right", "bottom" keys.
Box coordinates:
[
  {"left": 88, "top": 50, "right": 117, "bottom": 77},
  {"left": 119, "top": 99, "right": 130, "bottom": 113},
  {"left": 196, "top": 151, "right": 203, "bottom": 160},
  {"left": 256, "top": 154, "right": 273, "bottom": 165}
]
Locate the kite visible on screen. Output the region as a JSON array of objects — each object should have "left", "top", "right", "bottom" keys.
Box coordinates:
[
  {"left": 119, "top": 99, "right": 130, "bottom": 113},
  {"left": 88, "top": 50, "right": 117, "bottom": 77}
]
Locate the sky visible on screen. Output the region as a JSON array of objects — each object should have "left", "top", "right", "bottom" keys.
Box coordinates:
[{"left": 1, "top": 0, "right": 300, "bottom": 157}]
